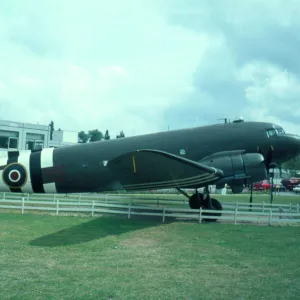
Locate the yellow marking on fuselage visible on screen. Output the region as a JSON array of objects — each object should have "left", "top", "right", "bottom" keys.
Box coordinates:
[{"left": 132, "top": 156, "right": 137, "bottom": 174}]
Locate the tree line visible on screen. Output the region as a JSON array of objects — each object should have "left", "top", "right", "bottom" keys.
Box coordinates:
[
  {"left": 78, "top": 129, "right": 125, "bottom": 143},
  {"left": 49, "top": 121, "right": 125, "bottom": 143},
  {"left": 282, "top": 155, "right": 300, "bottom": 177}
]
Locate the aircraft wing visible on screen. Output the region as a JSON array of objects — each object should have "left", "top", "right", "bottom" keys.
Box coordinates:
[{"left": 107, "top": 149, "right": 223, "bottom": 191}]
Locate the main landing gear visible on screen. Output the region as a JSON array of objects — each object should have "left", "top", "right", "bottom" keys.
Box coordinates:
[{"left": 176, "top": 187, "right": 223, "bottom": 222}]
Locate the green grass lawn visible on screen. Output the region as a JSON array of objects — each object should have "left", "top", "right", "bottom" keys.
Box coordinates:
[{"left": 1, "top": 213, "right": 300, "bottom": 299}]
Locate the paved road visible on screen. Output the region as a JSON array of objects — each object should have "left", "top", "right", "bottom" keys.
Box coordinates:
[{"left": 269, "top": 191, "right": 300, "bottom": 197}]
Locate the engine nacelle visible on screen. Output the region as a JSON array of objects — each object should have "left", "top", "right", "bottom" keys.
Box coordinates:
[{"left": 199, "top": 150, "right": 267, "bottom": 189}]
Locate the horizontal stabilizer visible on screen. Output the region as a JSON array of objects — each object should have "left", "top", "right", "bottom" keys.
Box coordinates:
[{"left": 107, "top": 149, "right": 223, "bottom": 190}]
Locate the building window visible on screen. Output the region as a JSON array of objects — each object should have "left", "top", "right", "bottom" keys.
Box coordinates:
[
  {"left": 8, "top": 137, "right": 18, "bottom": 149},
  {"left": 34, "top": 140, "right": 44, "bottom": 150},
  {"left": 0, "top": 130, "right": 19, "bottom": 149},
  {"left": 26, "top": 133, "right": 45, "bottom": 150}
]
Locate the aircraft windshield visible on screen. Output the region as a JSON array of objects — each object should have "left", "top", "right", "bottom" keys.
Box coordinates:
[
  {"left": 266, "top": 127, "right": 285, "bottom": 137},
  {"left": 266, "top": 128, "right": 277, "bottom": 137},
  {"left": 276, "top": 128, "right": 285, "bottom": 135}
]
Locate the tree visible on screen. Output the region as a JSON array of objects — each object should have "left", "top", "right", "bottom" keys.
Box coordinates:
[
  {"left": 78, "top": 131, "right": 88, "bottom": 143},
  {"left": 104, "top": 129, "right": 110, "bottom": 140},
  {"left": 49, "top": 121, "right": 54, "bottom": 140},
  {"left": 116, "top": 130, "right": 125, "bottom": 139},
  {"left": 282, "top": 155, "right": 300, "bottom": 177},
  {"left": 88, "top": 129, "right": 103, "bottom": 142}
]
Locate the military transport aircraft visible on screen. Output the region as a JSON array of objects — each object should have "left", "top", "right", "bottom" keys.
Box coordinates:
[{"left": 0, "top": 120, "right": 300, "bottom": 221}]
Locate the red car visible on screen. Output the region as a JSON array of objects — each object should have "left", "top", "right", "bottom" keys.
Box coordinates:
[{"left": 253, "top": 180, "right": 273, "bottom": 191}]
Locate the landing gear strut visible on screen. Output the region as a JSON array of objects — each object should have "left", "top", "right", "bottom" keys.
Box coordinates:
[
  {"left": 269, "top": 169, "right": 275, "bottom": 204},
  {"left": 249, "top": 183, "right": 253, "bottom": 211},
  {"left": 176, "top": 187, "right": 223, "bottom": 221}
]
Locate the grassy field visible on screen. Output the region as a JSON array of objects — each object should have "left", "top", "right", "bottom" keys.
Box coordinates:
[{"left": 1, "top": 213, "right": 300, "bottom": 299}]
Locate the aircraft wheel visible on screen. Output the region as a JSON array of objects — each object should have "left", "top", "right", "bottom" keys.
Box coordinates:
[
  {"left": 189, "top": 193, "right": 203, "bottom": 209},
  {"left": 202, "top": 198, "right": 223, "bottom": 222}
]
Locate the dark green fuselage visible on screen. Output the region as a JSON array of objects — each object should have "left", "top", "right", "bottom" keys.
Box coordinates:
[{"left": 52, "top": 121, "right": 300, "bottom": 193}]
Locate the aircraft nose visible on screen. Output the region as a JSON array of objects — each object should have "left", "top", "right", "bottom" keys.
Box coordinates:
[{"left": 285, "top": 134, "right": 300, "bottom": 157}]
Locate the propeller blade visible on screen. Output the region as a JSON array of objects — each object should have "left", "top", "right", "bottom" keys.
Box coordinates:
[
  {"left": 265, "top": 145, "right": 274, "bottom": 170},
  {"left": 257, "top": 145, "right": 277, "bottom": 172}
]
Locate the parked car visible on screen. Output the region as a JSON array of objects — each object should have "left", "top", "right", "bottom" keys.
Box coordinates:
[
  {"left": 275, "top": 184, "right": 286, "bottom": 192},
  {"left": 293, "top": 185, "right": 300, "bottom": 194},
  {"left": 281, "top": 178, "right": 300, "bottom": 191},
  {"left": 253, "top": 180, "right": 273, "bottom": 191},
  {"left": 253, "top": 180, "right": 285, "bottom": 192}
]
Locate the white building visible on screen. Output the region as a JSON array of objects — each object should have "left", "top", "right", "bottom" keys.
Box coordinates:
[
  {"left": 0, "top": 120, "right": 79, "bottom": 151},
  {"left": 0, "top": 120, "right": 50, "bottom": 151},
  {"left": 49, "top": 130, "right": 78, "bottom": 148}
]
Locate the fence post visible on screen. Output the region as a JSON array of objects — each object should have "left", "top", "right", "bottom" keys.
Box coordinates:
[
  {"left": 27, "top": 193, "right": 29, "bottom": 201},
  {"left": 53, "top": 194, "right": 56, "bottom": 202},
  {"left": 21, "top": 197, "right": 25, "bottom": 214},
  {"left": 79, "top": 194, "right": 82, "bottom": 201},
  {"left": 92, "top": 201, "right": 95, "bottom": 217},
  {"left": 235, "top": 201, "right": 238, "bottom": 210},
  {"left": 105, "top": 194, "right": 108, "bottom": 204},
  {"left": 290, "top": 203, "right": 292, "bottom": 214},
  {"left": 262, "top": 201, "right": 265, "bottom": 213},
  {"left": 162, "top": 207, "right": 166, "bottom": 223},
  {"left": 56, "top": 200, "right": 59, "bottom": 216},
  {"left": 128, "top": 204, "right": 131, "bottom": 219},
  {"left": 268, "top": 210, "right": 272, "bottom": 226},
  {"left": 3, "top": 192, "right": 5, "bottom": 200},
  {"left": 199, "top": 208, "right": 202, "bottom": 224},
  {"left": 234, "top": 208, "right": 238, "bottom": 225}
]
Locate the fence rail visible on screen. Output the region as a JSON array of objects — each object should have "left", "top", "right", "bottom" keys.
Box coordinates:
[
  {"left": 1, "top": 192, "right": 299, "bottom": 212},
  {"left": 1, "top": 196, "right": 300, "bottom": 225}
]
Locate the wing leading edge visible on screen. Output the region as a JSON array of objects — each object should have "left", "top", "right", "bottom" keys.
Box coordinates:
[{"left": 107, "top": 149, "right": 223, "bottom": 191}]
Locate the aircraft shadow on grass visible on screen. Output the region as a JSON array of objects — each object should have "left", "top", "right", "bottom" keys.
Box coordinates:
[{"left": 29, "top": 215, "right": 165, "bottom": 247}]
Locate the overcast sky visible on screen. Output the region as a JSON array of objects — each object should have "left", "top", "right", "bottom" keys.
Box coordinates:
[{"left": 0, "top": 0, "right": 299, "bottom": 137}]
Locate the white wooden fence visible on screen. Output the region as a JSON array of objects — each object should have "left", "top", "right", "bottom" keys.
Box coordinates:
[
  {"left": 1, "top": 193, "right": 300, "bottom": 225},
  {"left": 1, "top": 191, "right": 299, "bottom": 212}
]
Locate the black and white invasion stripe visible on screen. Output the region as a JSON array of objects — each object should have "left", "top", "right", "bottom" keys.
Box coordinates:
[
  {"left": 0, "top": 148, "right": 58, "bottom": 194},
  {"left": 0, "top": 151, "right": 11, "bottom": 192}
]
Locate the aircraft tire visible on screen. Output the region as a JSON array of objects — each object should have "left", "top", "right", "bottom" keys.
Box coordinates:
[
  {"left": 202, "top": 198, "right": 223, "bottom": 222},
  {"left": 189, "top": 193, "right": 203, "bottom": 209}
]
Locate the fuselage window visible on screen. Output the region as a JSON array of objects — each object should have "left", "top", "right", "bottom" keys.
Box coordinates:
[{"left": 266, "top": 129, "right": 277, "bottom": 137}]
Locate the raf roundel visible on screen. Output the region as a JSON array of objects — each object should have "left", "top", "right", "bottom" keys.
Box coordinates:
[{"left": 2, "top": 163, "right": 28, "bottom": 188}]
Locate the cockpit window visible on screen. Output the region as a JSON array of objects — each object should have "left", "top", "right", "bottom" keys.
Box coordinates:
[
  {"left": 266, "top": 129, "right": 277, "bottom": 137},
  {"left": 276, "top": 128, "right": 285, "bottom": 135},
  {"left": 266, "top": 127, "right": 285, "bottom": 137}
]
